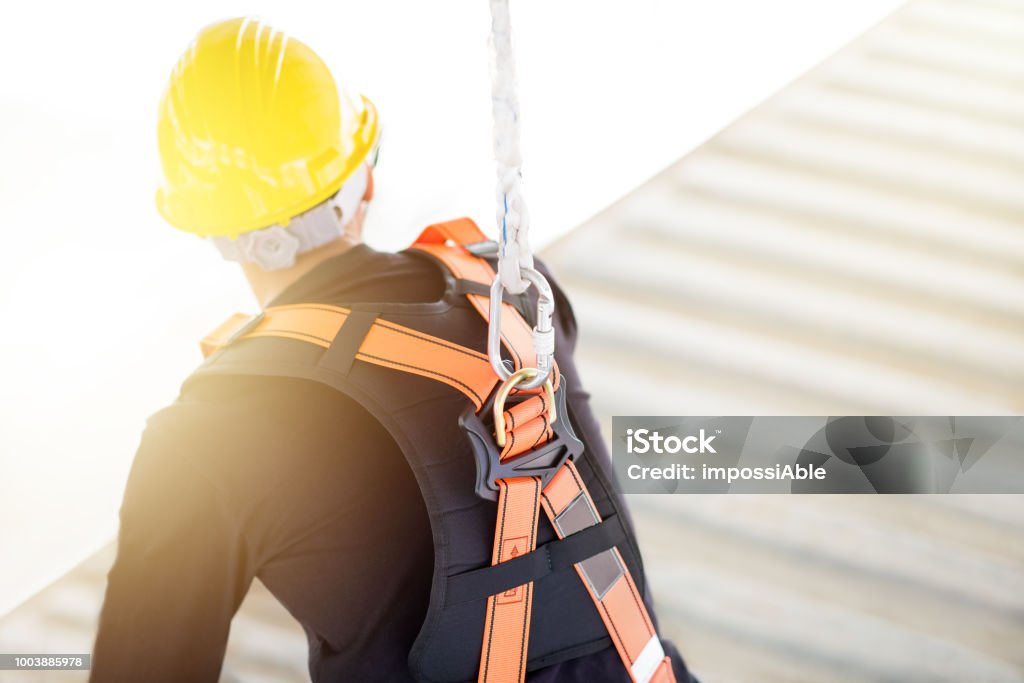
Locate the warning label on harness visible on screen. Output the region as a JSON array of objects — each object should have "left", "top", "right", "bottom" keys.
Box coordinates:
[
  {"left": 610, "top": 416, "right": 1024, "bottom": 494},
  {"left": 496, "top": 537, "right": 528, "bottom": 604}
]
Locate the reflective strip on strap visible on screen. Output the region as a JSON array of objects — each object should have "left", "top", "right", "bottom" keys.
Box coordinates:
[
  {"left": 631, "top": 636, "right": 666, "bottom": 683},
  {"left": 648, "top": 656, "right": 677, "bottom": 683},
  {"left": 479, "top": 477, "right": 542, "bottom": 683},
  {"left": 541, "top": 462, "right": 676, "bottom": 683},
  {"left": 201, "top": 303, "right": 498, "bottom": 410}
]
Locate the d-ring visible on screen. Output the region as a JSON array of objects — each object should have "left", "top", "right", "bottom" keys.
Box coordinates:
[{"left": 493, "top": 368, "right": 556, "bottom": 448}]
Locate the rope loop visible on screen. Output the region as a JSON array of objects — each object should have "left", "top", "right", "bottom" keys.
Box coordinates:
[
  {"left": 489, "top": 0, "right": 532, "bottom": 295},
  {"left": 488, "top": 0, "right": 554, "bottom": 389}
]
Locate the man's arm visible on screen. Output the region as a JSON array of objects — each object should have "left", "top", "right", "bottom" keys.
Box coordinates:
[{"left": 91, "top": 417, "right": 255, "bottom": 682}]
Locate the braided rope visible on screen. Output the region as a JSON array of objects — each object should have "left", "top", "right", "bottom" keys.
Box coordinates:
[{"left": 489, "top": 0, "right": 533, "bottom": 294}]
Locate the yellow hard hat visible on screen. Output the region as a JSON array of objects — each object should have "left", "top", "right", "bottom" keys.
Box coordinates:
[{"left": 155, "top": 17, "right": 379, "bottom": 237}]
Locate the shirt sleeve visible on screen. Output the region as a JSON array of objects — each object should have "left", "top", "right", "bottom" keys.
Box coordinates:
[{"left": 90, "top": 417, "right": 256, "bottom": 683}]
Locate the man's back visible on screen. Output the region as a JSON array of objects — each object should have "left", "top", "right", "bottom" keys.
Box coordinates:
[{"left": 91, "top": 244, "right": 692, "bottom": 681}]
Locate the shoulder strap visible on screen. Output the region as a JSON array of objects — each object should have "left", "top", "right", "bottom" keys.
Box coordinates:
[
  {"left": 414, "top": 215, "right": 492, "bottom": 246},
  {"left": 410, "top": 218, "right": 559, "bottom": 390},
  {"left": 200, "top": 217, "right": 556, "bottom": 405},
  {"left": 542, "top": 462, "right": 675, "bottom": 683},
  {"left": 200, "top": 302, "right": 498, "bottom": 410}
]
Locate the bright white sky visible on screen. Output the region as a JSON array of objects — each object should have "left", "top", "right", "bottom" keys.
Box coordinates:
[{"left": 0, "top": 0, "right": 903, "bottom": 616}]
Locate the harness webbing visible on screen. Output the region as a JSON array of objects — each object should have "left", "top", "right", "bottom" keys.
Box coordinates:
[
  {"left": 416, "top": 220, "right": 673, "bottom": 683},
  {"left": 542, "top": 463, "right": 676, "bottom": 683},
  {"left": 478, "top": 477, "right": 541, "bottom": 683},
  {"left": 201, "top": 302, "right": 498, "bottom": 410},
  {"left": 410, "top": 217, "right": 560, "bottom": 392},
  {"left": 198, "top": 218, "right": 674, "bottom": 683}
]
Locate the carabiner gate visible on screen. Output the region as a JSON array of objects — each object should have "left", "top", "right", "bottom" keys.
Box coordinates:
[{"left": 487, "top": 266, "right": 555, "bottom": 390}]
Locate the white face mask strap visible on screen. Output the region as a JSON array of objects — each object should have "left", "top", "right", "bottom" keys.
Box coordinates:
[{"left": 210, "top": 164, "right": 370, "bottom": 271}]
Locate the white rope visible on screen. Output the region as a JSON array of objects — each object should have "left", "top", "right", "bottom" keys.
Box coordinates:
[
  {"left": 485, "top": 0, "right": 556, "bottom": 388},
  {"left": 489, "top": 0, "right": 533, "bottom": 294}
]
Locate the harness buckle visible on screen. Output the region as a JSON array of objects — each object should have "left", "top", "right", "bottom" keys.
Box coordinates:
[{"left": 460, "top": 381, "right": 584, "bottom": 502}]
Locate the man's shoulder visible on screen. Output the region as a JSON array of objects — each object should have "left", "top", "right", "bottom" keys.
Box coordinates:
[
  {"left": 159, "top": 373, "right": 362, "bottom": 434},
  {"left": 141, "top": 375, "right": 371, "bottom": 477},
  {"left": 273, "top": 243, "right": 446, "bottom": 307}
]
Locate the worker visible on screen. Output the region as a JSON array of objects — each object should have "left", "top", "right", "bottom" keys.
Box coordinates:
[{"left": 90, "top": 17, "right": 696, "bottom": 683}]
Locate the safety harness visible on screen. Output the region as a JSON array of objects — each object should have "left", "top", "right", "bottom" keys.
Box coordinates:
[{"left": 190, "top": 218, "right": 676, "bottom": 683}]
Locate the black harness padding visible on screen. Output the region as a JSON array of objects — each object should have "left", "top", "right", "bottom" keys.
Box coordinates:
[
  {"left": 445, "top": 513, "right": 629, "bottom": 606},
  {"left": 183, "top": 249, "right": 649, "bottom": 683}
]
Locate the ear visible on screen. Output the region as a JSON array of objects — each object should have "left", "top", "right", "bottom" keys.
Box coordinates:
[{"left": 363, "top": 166, "right": 375, "bottom": 201}]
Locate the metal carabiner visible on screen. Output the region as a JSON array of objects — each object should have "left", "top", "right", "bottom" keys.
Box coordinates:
[
  {"left": 487, "top": 266, "right": 555, "bottom": 390},
  {"left": 492, "top": 367, "right": 557, "bottom": 448}
]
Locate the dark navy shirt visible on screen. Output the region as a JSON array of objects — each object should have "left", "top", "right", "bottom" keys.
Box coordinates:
[{"left": 91, "top": 244, "right": 694, "bottom": 682}]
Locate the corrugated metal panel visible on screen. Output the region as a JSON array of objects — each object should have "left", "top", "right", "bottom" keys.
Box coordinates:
[
  {"left": 545, "top": 1, "right": 1024, "bottom": 416},
  {"left": 541, "top": 0, "right": 1024, "bottom": 680}
]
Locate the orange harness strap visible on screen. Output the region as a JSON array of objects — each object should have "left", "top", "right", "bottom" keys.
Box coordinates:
[
  {"left": 417, "top": 219, "right": 673, "bottom": 683},
  {"left": 415, "top": 215, "right": 492, "bottom": 247},
  {"left": 414, "top": 220, "right": 566, "bottom": 682},
  {"left": 477, "top": 462, "right": 675, "bottom": 683},
  {"left": 475, "top": 390, "right": 554, "bottom": 683},
  {"left": 498, "top": 393, "right": 553, "bottom": 460},
  {"left": 540, "top": 462, "right": 675, "bottom": 683},
  {"left": 411, "top": 218, "right": 559, "bottom": 384},
  {"left": 200, "top": 303, "right": 499, "bottom": 411},
  {"left": 478, "top": 477, "right": 542, "bottom": 683}
]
